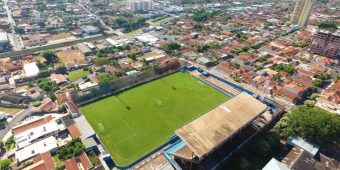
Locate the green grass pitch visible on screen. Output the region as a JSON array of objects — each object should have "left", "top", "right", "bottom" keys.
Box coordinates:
[{"left": 80, "top": 72, "right": 230, "bottom": 166}]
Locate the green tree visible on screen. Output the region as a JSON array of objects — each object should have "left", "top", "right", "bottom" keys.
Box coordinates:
[
  {"left": 127, "top": 53, "right": 137, "bottom": 61},
  {"left": 42, "top": 50, "right": 58, "bottom": 64},
  {"left": 57, "top": 138, "right": 86, "bottom": 160},
  {"left": 274, "top": 106, "right": 340, "bottom": 145},
  {"left": 265, "top": 130, "right": 281, "bottom": 148},
  {"left": 49, "top": 93, "right": 56, "bottom": 101},
  {"left": 310, "top": 93, "right": 319, "bottom": 100},
  {"left": 38, "top": 70, "right": 51, "bottom": 78},
  {"left": 55, "top": 65, "right": 67, "bottom": 74},
  {"left": 209, "top": 42, "right": 221, "bottom": 49},
  {"left": 241, "top": 45, "right": 250, "bottom": 53},
  {"left": 273, "top": 74, "right": 281, "bottom": 82},
  {"left": 253, "top": 140, "right": 271, "bottom": 157},
  {"left": 192, "top": 9, "right": 217, "bottom": 22},
  {"left": 313, "top": 78, "right": 323, "bottom": 87},
  {"left": 304, "top": 100, "right": 315, "bottom": 107},
  {"left": 237, "top": 157, "right": 250, "bottom": 169},
  {"left": 317, "top": 20, "right": 339, "bottom": 32},
  {"left": 94, "top": 58, "right": 109, "bottom": 66},
  {"left": 163, "top": 42, "right": 181, "bottom": 55},
  {"left": 196, "top": 44, "right": 210, "bottom": 53}
]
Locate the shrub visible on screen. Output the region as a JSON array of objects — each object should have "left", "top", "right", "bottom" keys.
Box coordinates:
[
  {"left": 32, "top": 101, "right": 42, "bottom": 107},
  {"left": 237, "top": 157, "right": 250, "bottom": 169},
  {"left": 253, "top": 139, "right": 271, "bottom": 157},
  {"left": 57, "top": 138, "right": 86, "bottom": 160},
  {"left": 0, "top": 159, "right": 10, "bottom": 170}
]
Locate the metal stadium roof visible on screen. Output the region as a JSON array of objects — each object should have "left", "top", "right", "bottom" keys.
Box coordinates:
[{"left": 176, "top": 92, "right": 268, "bottom": 159}]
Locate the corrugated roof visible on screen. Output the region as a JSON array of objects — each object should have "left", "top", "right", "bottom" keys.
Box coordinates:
[{"left": 176, "top": 92, "right": 267, "bottom": 158}]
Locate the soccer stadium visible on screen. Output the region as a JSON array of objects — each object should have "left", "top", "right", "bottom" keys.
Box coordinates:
[{"left": 80, "top": 71, "right": 231, "bottom": 166}]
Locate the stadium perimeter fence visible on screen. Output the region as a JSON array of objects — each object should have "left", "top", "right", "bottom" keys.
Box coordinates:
[{"left": 75, "top": 68, "right": 181, "bottom": 106}]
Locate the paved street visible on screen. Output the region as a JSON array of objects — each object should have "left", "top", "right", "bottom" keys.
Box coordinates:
[
  {"left": 0, "top": 107, "right": 32, "bottom": 139},
  {"left": 77, "top": 2, "right": 114, "bottom": 33},
  {"left": 3, "top": 0, "right": 24, "bottom": 51}
]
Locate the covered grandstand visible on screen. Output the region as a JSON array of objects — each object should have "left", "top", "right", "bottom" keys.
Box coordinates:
[{"left": 164, "top": 92, "right": 280, "bottom": 170}]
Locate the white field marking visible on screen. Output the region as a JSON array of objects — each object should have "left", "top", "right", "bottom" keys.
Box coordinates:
[
  {"left": 184, "top": 84, "right": 215, "bottom": 101},
  {"left": 92, "top": 117, "right": 131, "bottom": 161},
  {"left": 98, "top": 122, "right": 105, "bottom": 132},
  {"left": 96, "top": 111, "right": 137, "bottom": 146},
  {"left": 108, "top": 117, "right": 137, "bottom": 145}
]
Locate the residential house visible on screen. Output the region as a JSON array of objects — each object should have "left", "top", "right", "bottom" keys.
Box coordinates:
[
  {"left": 26, "top": 87, "right": 43, "bottom": 101},
  {"left": 0, "top": 93, "right": 30, "bottom": 105},
  {"left": 65, "top": 101, "right": 79, "bottom": 118},
  {"left": 56, "top": 90, "right": 75, "bottom": 106},
  {"left": 15, "top": 136, "right": 58, "bottom": 163},
  {"left": 0, "top": 57, "right": 21, "bottom": 76},
  {"left": 50, "top": 73, "right": 68, "bottom": 85},
  {"left": 22, "top": 152, "right": 55, "bottom": 170},
  {"left": 311, "top": 55, "right": 337, "bottom": 67},
  {"left": 13, "top": 115, "right": 65, "bottom": 149},
  {"left": 262, "top": 136, "right": 339, "bottom": 170},
  {"left": 64, "top": 152, "right": 92, "bottom": 170},
  {"left": 36, "top": 98, "right": 56, "bottom": 112},
  {"left": 67, "top": 124, "right": 81, "bottom": 139},
  {"left": 319, "top": 80, "right": 340, "bottom": 111}
]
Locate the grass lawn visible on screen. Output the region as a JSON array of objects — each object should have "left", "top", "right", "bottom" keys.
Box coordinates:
[
  {"left": 80, "top": 72, "right": 230, "bottom": 166},
  {"left": 126, "top": 29, "right": 142, "bottom": 36},
  {"left": 53, "top": 155, "right": 65, "bottom": 170},
  {"left": 68, "top": 70, "right": 89, "bottom": 82},
  {"left": 149, "top": 15, "right": 171, "bottom": 25},
  {"left": 46, "top": 32, "right": 72, "bottom": 41},
  {"left": 0, "top": 106, "right": 22, "bottom": 116}
]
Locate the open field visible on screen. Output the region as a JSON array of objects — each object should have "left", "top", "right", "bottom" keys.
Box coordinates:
[
  {"left": 80, "top": 72, "right": 230, "bottom": 166},
  {"left": 68, "top": 69, "right": 89, "bottom": 81},
  {"left": 46, "top": 32, "right": 73, "bottom": 41},
  {"left": 0, "top": 106, "right": 22, "bottom": 116},
  {"left": 149, "top": 15, "right": 171, "bottom": 25}
]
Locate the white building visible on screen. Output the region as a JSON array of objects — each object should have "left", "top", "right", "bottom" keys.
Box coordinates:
[
  {"left": 14, "top": 121, "right": 64, "bottom": 149},
  {"left": 23, "top": 62, "right": 39, "bottom": 78},
  {"left": 134, "top": 33, "right": 158, "bottom": 45},
  {"left": 128, "top": 0, "right": 154, "bottom": 11},
  {"left": 15, "top": 136, "right": 58, "bottom": 162}
]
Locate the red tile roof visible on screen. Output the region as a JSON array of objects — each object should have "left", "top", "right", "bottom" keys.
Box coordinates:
[
  {"left": 56, "top": 90, "right": 74, "bottom": 105},
  {"left": 66, "top": 101, "right": 78, "bottom": 114},
  {"left": 64, "top": 153, "right": 92, "bottom": 170},
  {"left": 12, "top": 115, "right": 53, "bottom": 135},
  {"left": 29, "top": 152, "right": 55, "bottom": 170},
  {"left": 79, "top": 153, "right": 92, "bottom": 170},
  {"left": 67, "top": 124, "right": 81, "bottom": 138},
  {"left": 65, "top": 158, "right": 79, "bottom": 170},
  {"left": 50, "top": 73, "right": 68, "bottom": 85}
]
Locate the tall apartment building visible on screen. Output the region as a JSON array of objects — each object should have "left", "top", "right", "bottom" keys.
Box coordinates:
[
  {"left": 0, "top": 32, "right": 11, "bottom": 52},
  {"left": 290, "top": 0, "right": 314, "bottom": 26},
  {"left": 310, "top": 30, "right": 340, "bottom": 58},
  {"left": 127, "top": 0, "right": 154, "bottom": 11}
]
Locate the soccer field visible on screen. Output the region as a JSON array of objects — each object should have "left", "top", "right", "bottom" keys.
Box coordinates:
[{"left": 80, "top": 72, "right": 230, "bottom": 166}]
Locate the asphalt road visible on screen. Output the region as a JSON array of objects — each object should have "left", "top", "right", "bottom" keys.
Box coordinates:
[
  {"left": 0, "top": 33, "right": 115, "bottom": 58},
  {"left": 3, "top": 0, "right": 24, "bottom": 51},
  {"left": 0, "top": 107, "right": 32, "bottom": 140}
]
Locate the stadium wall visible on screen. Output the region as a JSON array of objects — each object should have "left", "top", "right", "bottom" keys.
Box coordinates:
[
  {"left": 75, "top": 67, "right": 182, "bottom": 106},
  {"left": 97, "top": 132, "right": 180, "bottom": 169}
]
